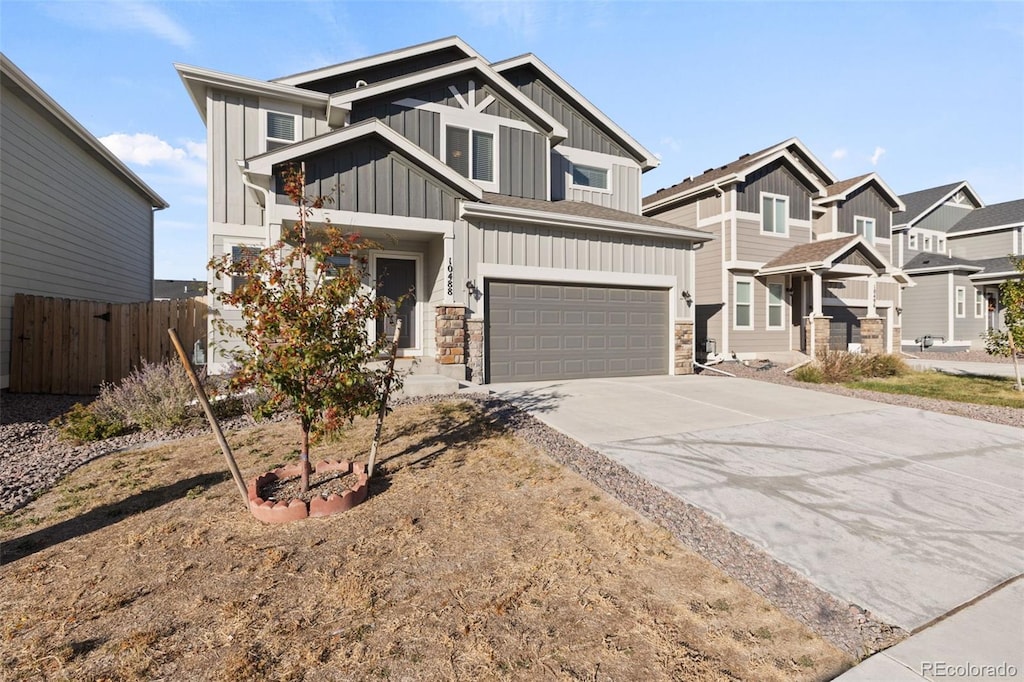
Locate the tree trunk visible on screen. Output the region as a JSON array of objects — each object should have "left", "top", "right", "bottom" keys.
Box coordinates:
[
  {"left": 1009, "top": 332, "right": 1023, "bottom": 392},
  {"left": 300, "top": 426, "right": 311, "bottom": 493}
]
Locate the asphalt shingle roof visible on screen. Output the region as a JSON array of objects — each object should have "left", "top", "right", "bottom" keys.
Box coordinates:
[
  {"left": 480, "top": 192, "right": 713, "bottom": 236},
  {"left": 892, "top": 182, "right": 965, "bottom": 226},
  {"left": 761, "top": 236, "right": 858, "bottom": 270},
  {"left": 821, "top": 173, "right": 873, "bottom": 198},
  {"left": 902, "top": 252, "right": 982, "bottom": 272},
  {"left": 642, "top": 140, "right": 787, "bottom": 208},
  {"left": 946, "top": 199, "right": 1024, "bottom": 233},
  {"left": 969, "top": 256, "right": 1021, "bottom": 275}
]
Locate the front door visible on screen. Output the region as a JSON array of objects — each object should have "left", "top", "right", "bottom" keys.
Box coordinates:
[{"left": 376, "top": 257, "right": 416, "bottom": 350}]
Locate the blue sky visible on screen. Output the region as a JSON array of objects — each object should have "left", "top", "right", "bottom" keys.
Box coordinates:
[{"left": 2, "top": 1, "right": 1022, "bottom": 280}]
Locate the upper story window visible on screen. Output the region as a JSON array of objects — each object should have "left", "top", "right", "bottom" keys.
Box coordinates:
[
  {"left": 571, "top": 164, "right": 609, "bottom": 190},
  {"left": 923, "top": 235, "right": 932, "bottom": 251},
  {"left": 446, "top": 126, "right": 494, "bottom": 183},
  {"left": 266, "top": 111, "right": 299, "bottom": 151},
  {"left": 761, "top": 193, "right": 788, "bottom": 236},
  {"left": 854, "top": 216, "right": 876, "bottom": 244},
  {"left": 937, "top": 237, "right": 945, "bottom": 253},
  {"left": 908, "top": 233, "right": 918, "bottom": 250}
]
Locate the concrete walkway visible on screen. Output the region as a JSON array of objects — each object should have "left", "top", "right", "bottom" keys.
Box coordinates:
[
  {"left": 834, "top": 578, "right": 1023, "bottom": 681},
  {"left": 908, "top": 358, "right": 1021, "bottom": 379},
  {"left": 489, "top": 375, "right": 1024, "bottom": 650}
]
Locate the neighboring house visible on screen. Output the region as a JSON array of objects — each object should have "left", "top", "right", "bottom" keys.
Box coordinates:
[
  {"left": 892, "top": 181, "right": 1024, "bottom": 349},
  {"left": 0, "top": 54, "right": 168, "bottom": 390},
  {"left": 176, "top": 37, "right": 711, "bottom": 383},
  {"left": 643, "top": 138, "right": 909, "bottom": 360},
  {"left": 154, "top": 279, "right": 208, "bottom": 300}
]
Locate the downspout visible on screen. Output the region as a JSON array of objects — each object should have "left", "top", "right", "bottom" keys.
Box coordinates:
[{"left": 237, "top": 161, "right": 273, "bottom": 244}]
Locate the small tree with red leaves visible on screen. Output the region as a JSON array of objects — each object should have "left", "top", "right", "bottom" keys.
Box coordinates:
[{"left": 209, "top": 165, "right": 400, "bottom": 492}]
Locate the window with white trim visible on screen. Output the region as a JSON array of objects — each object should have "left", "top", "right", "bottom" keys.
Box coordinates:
[
  {"left": 954, "top": 286, "right": 966, "bottom": 318},
  {"left": 266, "top": 111, "right": 299, "bottom": 151},
  {"left": 767, "top": 282, "right": 784, "bottom": 330},
  {"left": 734, "top": 277, "right": 754, "bottom": 329},
  {"left": 937, "top": 237, "right": 945, "bottom": 253},
  {"left": 854, "top": 216, "right": 876, "bottom": 244},
  {"left": 324, "top": 255, "right": 352, "bottom": 280},
  {"left": 571, "top": 164, "right": 609, "bottom": 190},
  {"left": 923, "top": 235, "right": 932, "bottom": 252},
  {"left": 446, "top": 126, "right": 494, "bottom": 182},
  {"left": 908, "top": 232, "right": 918, "bottom": 250},
  {"left": 975, "top": 289, "right": 984, "bottom": 318},
  {"left": 761, "top": 194, "right": 788, "bottom": 235}
]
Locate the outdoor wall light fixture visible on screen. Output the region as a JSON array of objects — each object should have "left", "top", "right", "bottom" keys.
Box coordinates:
[
  {"left": 681, "top": 290, "right": 693, "bottom": 303},
  {"left": 465, "top": 280, "right": 479, "bottom": 295}
]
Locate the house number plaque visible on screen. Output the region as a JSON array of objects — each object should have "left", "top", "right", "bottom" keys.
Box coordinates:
[{"left": 446, "top": 258, "right": 454, "bottom": 297}]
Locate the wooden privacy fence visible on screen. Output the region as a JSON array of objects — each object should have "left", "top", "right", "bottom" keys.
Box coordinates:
[{"left": 9, "top": 294, "right": 208, "bottom": 395}]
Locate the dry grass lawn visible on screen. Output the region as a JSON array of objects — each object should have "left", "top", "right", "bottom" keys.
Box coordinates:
[{"left": 1, "top": 400, "right": 851, "bottom": 681}]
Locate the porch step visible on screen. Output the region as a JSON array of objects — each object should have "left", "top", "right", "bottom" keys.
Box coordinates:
[{"left": 394, "top": 374, "right": 459, "bottom": 398}]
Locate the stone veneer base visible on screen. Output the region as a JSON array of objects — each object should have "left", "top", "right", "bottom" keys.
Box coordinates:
[{"left": 247, "top": 459, "right": 369, "bottom": 524}]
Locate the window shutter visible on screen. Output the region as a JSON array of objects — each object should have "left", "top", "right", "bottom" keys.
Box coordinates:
[
  {"left": 472, "top": 130, "right": 494, "bottom": 182},
  {"left": 446, "top": 126, "right": 470, "bottom": 178}
]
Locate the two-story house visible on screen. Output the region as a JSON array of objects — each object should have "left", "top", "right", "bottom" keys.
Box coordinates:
[
  {"left": 643, "top": 138, "right": 909, "bottom": 361},
  {"left": 893, "top": 181, "right": 1024, "bottom": 349},
  {"left": 177, "top": 37, "right": 711, "bottom": 383}
]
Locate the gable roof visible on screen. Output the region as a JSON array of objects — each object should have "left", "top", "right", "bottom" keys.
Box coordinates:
[
  {"left": 244, "top": 118, "right": 483, "bottom": 200},
  {"left": 462, "top": 192, "right": 714, "bottom": 242},
  {"left": 491, "top": 53, "right": 659, "bottom": 171},
  {"left": 817, "top": 172, "right": 905, "bottom": 211},
  {"left": 758, "top": 235, "right": 903, "bottom": 281},
  {"left": 175, "top": 62, "right": 330, "bottom": 123},
  {"left": 946, "top": 198, "right": 1024, "bottom": 234},
  {"left": 272, "top": 36, "right": 480, "bottom": 87},
  {"left": 328, "top": 57, "right": 567, "bottom": 141},
  {"left": 643, "top": 138, "right": 836, "bottom": 213},
  {"left": 892, "top": 181, "right": 983, "bottom": 228},
  {"left": 902, "top": 252, "right": 983, "bottom": 273},
  {"left": 3, "top": 53, "right": 168, "bottom": 209},
  {"left": 968, "top": 256, "right": 1023, "bottom": 281},
  {"left": 154, "top": 279, "right": 207, "bottom": 299}
]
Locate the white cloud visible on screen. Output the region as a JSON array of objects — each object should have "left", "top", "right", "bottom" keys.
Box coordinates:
[
  {"left": 660, "top": 136, "right": 683, "bottom": 153},
  {"left": 45, "top": 1, "right": 193, "bottom": 49},
  {"left": 871, "top": 146, "right": 886, "bottom": 166},
  {"left": 99, "top": 132, "right": 206, "bottom": 186},
  {"left": 455, "top": 1, "right": 545, "bottom": 38},
  {"left": 832, "top": 148, "right": 848, "bottom": 160}
]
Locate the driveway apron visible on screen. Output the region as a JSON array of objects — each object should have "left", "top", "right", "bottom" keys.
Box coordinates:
[{"left": 489, "top": 375, "right": 1024, "bottom": 632}]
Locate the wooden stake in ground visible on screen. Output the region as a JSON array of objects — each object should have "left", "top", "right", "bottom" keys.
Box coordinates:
[
  {"left": 368, "top": 319, "right": 402, "bottom": 479},
  {"left": 168, "top": 328, "right": 250, "bottom": 508}
]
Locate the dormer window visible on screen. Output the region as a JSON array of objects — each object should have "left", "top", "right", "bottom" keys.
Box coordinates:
[
  {"left": 446, "top": 126, "right": 494, "bottom": 183},
  {"left": 908, "top": 233, "right": 918, "bottom": 250},
  {"left": 266, "top": 111, "right": 298, "bottom": 151},
  {"left": 571, "top": 164, "right": 609, "bottom": 190}
]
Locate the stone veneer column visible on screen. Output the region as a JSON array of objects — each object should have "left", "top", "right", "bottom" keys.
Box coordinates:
[
  {"left": 435, "top": 305, "right": 467, "bottom": 370},
  {"left": 805, "top": 316, "right": 832, "bottom": 356},
  {"left": 892, "top": 326, "right": 902, "bottom": 354},
  {"left": 860, "top": 317, "right": 884, "bottom": 355},
  {"left": 674, "top": 321, "right": 694, "bottom": 375},
  {"left": 466, "top": 319, "right": 484, "bottom": 384}
]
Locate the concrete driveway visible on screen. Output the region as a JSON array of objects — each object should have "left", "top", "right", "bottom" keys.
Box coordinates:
[{"left": 488, "top": 375, "right": 1024, "bottom": 632}]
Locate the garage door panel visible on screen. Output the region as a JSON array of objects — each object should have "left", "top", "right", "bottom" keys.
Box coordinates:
[{"left": 487, "top": 280, "right": 669, "bottom": 382}]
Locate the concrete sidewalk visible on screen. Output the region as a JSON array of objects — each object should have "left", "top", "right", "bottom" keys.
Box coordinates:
[
  {"left": 908, "top": 358, "right": 1021, "bottom": 379},
  {"left": 834, "top": 578, "right": 1023, "bottom": 681}
]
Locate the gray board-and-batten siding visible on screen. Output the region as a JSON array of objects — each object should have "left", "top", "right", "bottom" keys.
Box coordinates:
[
  {"left": 914, "top": 203, "right": 974, "bottom": 233},
  {"left": 294, "top": 46, "right": 470, "bottom": 94},
  {"left": 277, "top": 136, "right": 463, "bottom": 221},
  {"left": 836, "top": 185, "right": 893, "bottom": 239},
  {"left": 735, "top": 160, "right": 814, "bottom": 220}
]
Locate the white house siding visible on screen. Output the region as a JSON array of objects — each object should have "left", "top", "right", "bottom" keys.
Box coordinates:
[
  {"left": 901, "top": 274, "right": 950, "bottom": 343},
  {"left": 465, "top": 218, "right": 692, "bottom": 319},
  {"left": 1, "top": 84, "right": 156, "bottom": 388},
  {"left": 550, "top": 150, "right": 641, "bottom": 212},
  {"left": 735, "top": 217, "right": 812, "bottom": 262},
  {"left": 949, "top": 230, "right": 1015, "bottom": 261}
]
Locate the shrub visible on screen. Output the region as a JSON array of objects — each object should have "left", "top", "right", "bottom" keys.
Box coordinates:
[
  {"left": 864, "top": 353, "right": 909, "bottom": 378},
  {"left": 792, "top": 364, "right": 825, "bottom": 383},
  {"left": 51, "top": 402, "right": 127, "bottom": 443},
  {"left": 93, "top": 360, "right": 200, "bottom": 431}
]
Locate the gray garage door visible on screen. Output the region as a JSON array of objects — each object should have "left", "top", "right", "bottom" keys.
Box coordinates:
[{"left": 486, "top": 280, "right": 669, "bottom": 383}]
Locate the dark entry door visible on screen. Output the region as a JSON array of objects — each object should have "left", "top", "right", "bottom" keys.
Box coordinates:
[{"left": 376, "top": 257, "right": 416, "bottom": 349}]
